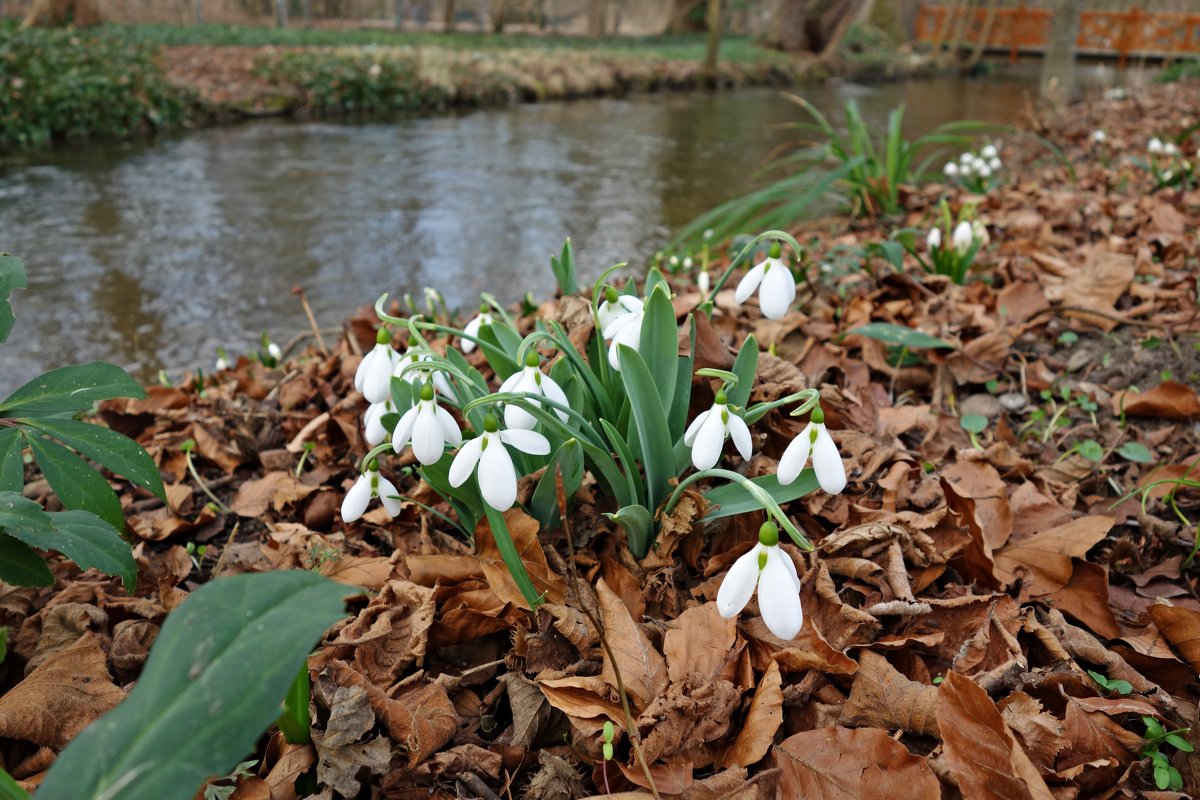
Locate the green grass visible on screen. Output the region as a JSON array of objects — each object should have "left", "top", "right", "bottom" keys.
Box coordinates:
[{"left": 115, "top": 22, "right": 790, "bottom": 64}]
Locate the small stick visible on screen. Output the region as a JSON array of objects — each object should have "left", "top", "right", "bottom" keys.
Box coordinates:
[{"left": 292, "top": 285, "right": 329, "bottom": 356}]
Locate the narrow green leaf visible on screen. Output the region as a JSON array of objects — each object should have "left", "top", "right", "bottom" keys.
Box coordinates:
[
  {"left": 618, "top": 345, "right": 674, "bottom": 514},
  {"left": 844, "top": 323, "right": 956, "bottom": 350},
  {"left": 550, "top": 238, "right": 577, "bottom": 295},
  {"left": 604, "top": 505, "right": 652, "bottom": 559},
  {"left": 531, "top": 439, "right": 584, "bottom": 530},
  {"left": 0, "top": 362, "right": 145, "bottom": 415},
  {"left": 477, "top": 322, "right": 521, "bottom": 380},
  {"left": 5, "top": 509, "right": 136, "bottom": 594},
  {"left": 36, "top": 571, "right": 354, "bottom": 800},
  {"left": 26, "top": 434, "right": 124, "bottom": 531},
  {"left": 482, "top": 505, "right": 542, "bottom": 610},
  {"left": 22, "top": 418, "right": 165, "bottom": 501},
  {"left": 0, "top": 765, "right": 30, "bottom": 800},
  {"left": 728, "top": 335, "right": 759, "bottom": 409},
  {"left": 0, "top": 255, "right": 27, "bottom": 346},
  {"left": 702, "top": 472, "right": 818, "bottom": 521},
  {"left": 0, "top": 429, "right": 24, "bottom": 494},
  {"left": 0, "top": 534, "right": 53, "bottom": 587},
  {"left": 277, "top": 664, "right": 311, "bottom": 745},
  {"left": 638, "top": 284, "right": 679, "bottom": 417}
]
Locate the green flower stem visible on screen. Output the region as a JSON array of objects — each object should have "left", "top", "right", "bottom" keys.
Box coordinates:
[
  {"left": 516, "top": 330, "right": 560, "bottom": 365},
  {"left": 480, "top": 292, "right": 516, "bottom": 328},
  {"left": 743, "top": 388, "right": 820, "bottom": 425},
  {"left": 664, "top": 468, "right": 813, "bottom": 551},
  {"left": 463, "top": 392, "right": 606, "bottom": 451},
  {"left": 185, "top": 449, "right": 231, "bottom": 514},
  {"left": 360, "top": 443, "right": 394, "bottom": 471},
  {"left": 707, "top": 230, "right": 805, "bottom": 299}
]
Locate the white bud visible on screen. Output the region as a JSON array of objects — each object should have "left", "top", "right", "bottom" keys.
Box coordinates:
[{"left": 943, "top": 162, "right": 959, "bottom": 177}]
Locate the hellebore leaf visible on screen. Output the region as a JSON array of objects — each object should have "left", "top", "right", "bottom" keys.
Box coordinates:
[
  {"left": 0, "top": 255, "right": 26, "bottom": 346},
  {"left": 844, "top": 323, "right": 956, "bottom": 351},
  {"left": 0, "top": 429, "right": 24, "bottom": 494},
  {"left": 25, "top": 434, "right": 124, "bottom": 531},
  {"left": 23, "top": 418, "right": 166, "bottom": 501},
  {"left": 3, "top": 508, "right": 136, "bottom": 594},
  {"left": 0, "top": 534, "right": 53, "bottom": 588},
  {"left": 0, "top": 362, "right": 145, "bottom": 416}
]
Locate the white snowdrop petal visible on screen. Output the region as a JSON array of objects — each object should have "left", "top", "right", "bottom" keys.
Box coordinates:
[
  {"left": 364, "top": 402, "right": 388, "bottom": 446},
  {"left": 683, "top": 409, "right": 712, "bottom": 446},
  {"left": 477, "top": 439, "right": 518, "bottom": 511},
  {"left": 354, "top": 347, "right": 377, "bottom": 393},
  {"left": 391, "top": 405, "right": 420, "bottom": 452},
  {"left": 500, "top": 428, "right": 551, "bottom": 456},
  {"left": 435, "top": 405, "right": 462, "bottom": 447},
  {"left": 498, "top": 371, "right": 523, "bottom": 395},
  {"left": 734, "top": 262, "right": 766, "bottom": 304},
  {"left": 716, "top": 545, "right": 763, "bottom": 618},
  {"left": 691, "top": 410, "right": 727, "bottom": 470},
  {"left": 411, "top": 404, "right": 446, "bottom": 465},
  {"left": 376, "top": 476, "right": 403, "bottom": 517},
  {"left": 777, "top": 545, "right": 802, "bottom": 592},
  {"left": 758, "top": 263, "right": 795, "bottom": 319},
  {"left": 448, "top": 436, "right": 485, "bottom": 488},
  {"left": 759, "top": 552, "right": 804, "bottom": 640},
  {"left": 341, "top": 475, "right": 372, "bottom": 523},
  {"left": 540, "top": 375, "right": 571, "bottom": 422},
  {"left": 504, "top": 403, "right": 538, "bottom": 431},
  {"left": 776, "top": 423, "right": 814, "bottom": 485},
  {"left": 812, "top": 425, "right": 847, "bottom": 495},
  {"left": 728, "top": 413, "right": 753, "bottom": 461}
]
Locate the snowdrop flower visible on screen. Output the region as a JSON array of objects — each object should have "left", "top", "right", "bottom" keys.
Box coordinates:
[
  {"left": 214, "top": 347, "right": 229, "bottom": 372},
  {"left": 927, "top": 227, "right": 942, "bottom": 252},
  {"left": 267, "top": 341, "right": 283, "bottom": 361},
  {"left": 777, "top": 407, "right": 846, "bottom": 494},
  {"left": 943, "top": 162, "right": 959, "bottom": 177},
  {"left": 1165, "top": 142, "right": 1180, "bottom": 157},
  {"left": 988, "top": 157, "right": 1002, "bottom": 171},
  {"left": 959, "top": 161, "right": 974, "bottom": 176},
  {"left": 461, "top": 306, "right": 494, "bottom": 353},
  {"left": 668, "top": 255, "right": 680, "bottom": 271},
  {"left": 355, "top": 327, "right": 399, "bottom": 404},
  {"left": 342, "top": 461, "right": 402, "bottom": 522},
  {"left": 393, "top": 338, "right": 454, "bottom": 398},
  {"left": 1148, "top": 137, "right": 1164, "bottom": 155},
  {"left": 1091, "top": 129, "right": 1106, "bottom": 144},
  {"left": 703, "top": 228, "right": 714, "bottom": 241},
  {"left": 684, "top": 389, "right": 752, "bottom": 471},
  {"left": 498, "top": 352, "right": 570, "bottom": 430},
  {"left": 959, "top": 152, "right": 973, "bottom": 164},
  {"left": 952, "top": 221, "right": 975, "bottom": 255},
  {"left": 972, "top": 220, "right": 989, "bottom": 248},
  {"left": 602, "top": 294, "right": 646, "bottom": 371},
  {"left": 734, "top": 242, "right": 796, "bottom": 320},
  {"left": 697, "top": 270, "right": 711, "bottom": 295},
  {"left": 449, "top": 414, "right": 549, "bottom": 511},
  {"left": 977, "top": 164, "right": 992, "bottom": 179},
  {"left": 597, "top": 287, "right": 643, "bottom": 332},
  {"left": 364, "top": 397, "right": 395, "bottom": 445},
  {"left": 717, "top": 522, "right": 803, "bottom": 640},
  {"left": 392, "top": 381, "right": 461, "bottom": 464},
  {"left": 981, "top": 144, "right": 998, "bottom": 160},
  {"left": 1162, "top": 169, "right": 1174, "bottom": 182},
  {"left": 682, "top": 256, "right": 694, "bottom": 270}
]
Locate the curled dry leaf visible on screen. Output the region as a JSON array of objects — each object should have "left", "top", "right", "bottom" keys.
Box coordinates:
[
  {"left": 329, "top": 579, "right": 435, "bottom": 685},
  {"left": 597, "top": 578, "right": 668, "bottom": 711},
  {"left": 840, "top": 650, "right": 939, "bottom": 737},
  {"left": 229, "top": 470, "right": 316, "bottom": 517},
  {"left": 475, "top": 508, "right": 567, "bottom": 609},
  {"left": 1113, "top": 381, "right": 1200, "bottom": 421},
  {"left": 773, "top": 727, "right": 940, "bottom": 800},
  {"left": 1146, "top": 601, "right": 1200, "bottom": 673},
  {"left": 717, "top": 659, "right": 783, "bottom": 769},
  {"left": 663, "top": 602, "right": 737, "bottom": 684},
  {"left": 993, "top": 516, "right": 1113, "bottom": 596},
  {"left": 936, "top": 671, "right": 1053, "bottom": 800}
]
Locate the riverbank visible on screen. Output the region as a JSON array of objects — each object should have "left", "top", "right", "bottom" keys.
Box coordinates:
[{"left": 0, "top": 20, "right": 937, "bottom": 147}]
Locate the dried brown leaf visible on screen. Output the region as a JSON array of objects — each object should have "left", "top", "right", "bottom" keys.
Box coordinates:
[
  {"left": 773, "top": 727, "right": 940, "bottom": 799},
  {"left": 718, "top": 659, "right": 782, "bottom": 769},
  {"left": 664, "top": 602, "right": 736, "bottom": 684},
  {"left": 993, "top": 516, "right": 1113, "bottom": 595},
  {"left": 840, "top": 650, "right": 939, "bottom": 737},
  {"left": 475, "top": 508, "right": 566, "bottom": 609},
  {"left": 598, "top": 577, "right": 668, "bottom": 710},
  {"left": 1147, "top": 601, "right": 1200, "bottom": 672}
]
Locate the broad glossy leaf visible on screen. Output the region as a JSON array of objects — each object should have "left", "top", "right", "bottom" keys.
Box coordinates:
[
  {"left": 0, "top": 362, "right": 144, "bottom": 415},
  {"left": 26, "top": 435, "right": 124, "bottom": 531},
  {"left": 0, "top": 255, "right": 26, "bottom": 345},
  {"left": 36, "top": 571, "right": 354, "bottom": 800},
  {"left": 24, "top": 418, "right": 165, "bottom": 501},
  {"left": 4, "top": 509, "right": 136, "bottom": 593},
  {"left": 0, "top": 429, "right": 23, "bottom": 494},
  {"left": 845, "top": 323, "right": 956, "bottom": 350},
  {"left": 277, "top": 665, "right": 311, "bottom": 745},
  {"left": 0, "top": 534, "right": 52, "bottom": 587},
  {"left": 702, "top": 472, "right": 819, "bottom": 521},
  {"left": 618, "top": 345, "right": 674, "bottom": 514}
]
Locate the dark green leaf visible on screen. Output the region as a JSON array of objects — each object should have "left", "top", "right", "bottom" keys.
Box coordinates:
[
  {"left": 0, "top": 255, "right": 27, "bottom": 346},
  {"left": 702, "top": 472, "right": 818, "bottom": 521},
  {"left": 0, "top": 362, "right": 144, "bottom": 415},
  {"left": 23, "top": 418, "right": 165, "bottom": 501},
  {"left": 727, "top": 335, "right": 759, "bottom": 409},
  {"left": 5, "top": 509, "right": 135, "bottom": 594},
  {"left": 1077, "top": 439, "right": 1105, "bottom": 463},
  {"left": 26, "top": 435, "right": 124, "bottom": 530},
  {"left": 960, "top": 415, "right": 988, "bottom": 434},
  {"left": 36, "top": 571, "right": 354, "bottom": 800},
  {"left": 844, "top": 323, "right": 956, "bottom": 350},
  {"left": 0, "top": 534, "right": 53, "bottom": 587},
  {"left": 618, "top": 345, "right": 673, "bottom": 514},
  {"left": 277, "top": 664, "right": 311, "bottom": 745},
  {"left": 604, "top": 505, "right": 652, "bottom": 558},
  {"left": 530, "top": 439, "right": 584, "bottom": 530},
  {"left": 1144, "top": 716, "right": 1166, "bottom": 739},
  {"left": 0, "top": 429, "right": 24, "bottom": 494},
  {"left": 638, "top": 285, "right": 679, "bottom": 419},
  {"left": 550, "top": 238, "right": 577, "bottom": 295}
]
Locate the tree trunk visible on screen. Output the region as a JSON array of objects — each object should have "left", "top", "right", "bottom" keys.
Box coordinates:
[
  {"left": 765, "top": 0, "right": 866, "bottom": 56},
  {"left": 274, "top": 0, "right": 288, "bottom": 28},
  {"left": 965, "top": 0, "right": 998, "bottom": 68},
  {"left": 21, "top": 0, "right": 101, "bottom": 27},
  {"left": 194, "top": 0, "right": 204, "bottom": 23},
  {"left": 1040, "top": 0, "right": 1082, "bottom": 105},
  {"left": 702, "top": 0, "right": 723, "bottom": 78},
  {"left": 667, "top": 0, "right": 700, "bottom": 33},
  {"left": 588, "top": 0, "right": 608, "bottom": 37},
  {"left": 394, "top": 0, "right": 406, "bottom": 28},
  {"left": 303, "top": 0, "right": 312, "bottom": 26},
  {"left": 444, "top": 0, "right": 456, "bottom": 30},
  {"left": 490, "top": 0, "right": 507, "bottom": 32}
]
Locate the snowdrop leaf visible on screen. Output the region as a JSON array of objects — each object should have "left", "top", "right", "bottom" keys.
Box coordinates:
[
  {"left": 598, "top": 419, "right": 641, "bottom": 508},
  {"left": 550, "top": 238, "right": 577, "bottom": 295},
  {"left": 0, "top": 255, "right": 26, "bottom": 346},
  {"left": 36, "top": 571, "right": 353, "bottom": 800},
  {"left": 0, "top": 766, "right": 30, "bottom": 800},
  {"left": 604, "top": 504, "right": 652, "bottom": 557},
  {"left": 702, "top": 472, "right": 818, "bottom": 521},
  {"left": 0, "top": 362, "right": 144, "bottom": 415},
  {"left": 667, "top": 317, "right": 698, "bottom": 435},
  {"left": 477, "top": 321, "right": 521, "bottom": 380},
  {"left": 618, "top": 345, "right": 673, "bottom": 514},
  {"left": 482, "top": 506, "right": 543, "bottom": 610},
  {"left": 418, "top": 454, "right": 484, "bottom": 532},
  {"left": 728, "top": 335, "right": 759, "bottom": 408},
  {"left": 4, "top": 508, "right": 136, "bottom": 593},
  {"left": 844, "top": 323, "right": 956, "bottom": 350},
  {"left": 639, "top": 284, "right": 679, "bottom": 416},
  {"left": 24, "top": 418, "right": 166, "bottom": 501},
  {"left": 25, "top": 434, "right": 124, "bottom": 531},
  {"left": 0, "top": 429, "right": 24, "bottom": 494},
  {"left": 531, "top": 439, "right": 583, "bottom": 530},
  {"left": 0, "top": 534, "right": 53, "bottom": 588}
]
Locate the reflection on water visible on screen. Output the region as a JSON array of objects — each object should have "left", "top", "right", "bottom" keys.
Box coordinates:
[{"left": 0, "top": 66, "right": 1125, "bottom": 387}]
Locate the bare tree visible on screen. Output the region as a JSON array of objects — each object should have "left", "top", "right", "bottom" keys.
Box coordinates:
[
  {"left": 275, "top": 0, "right": 289, "bottom": 28},
  {"left": 588, "top": 0, "right": 608, "bottom": 37},
  {"left": 1040, "top": 0, "right": 1082, "bottom": 105},
  {"left": 702, "top": 0, "right": 723, "bottom": 78},
  {"left": 444, "top": 0, "right": 456, "bottom": 30}
]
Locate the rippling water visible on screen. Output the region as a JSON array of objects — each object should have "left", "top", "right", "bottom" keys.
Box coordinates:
[{"left": 0, "top": 65, "right": 1137, "bottom": 387}]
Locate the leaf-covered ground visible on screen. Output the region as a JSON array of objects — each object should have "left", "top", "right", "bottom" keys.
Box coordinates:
[{"left": 3, "top": 81, "right": 1200, "bottom": 799}]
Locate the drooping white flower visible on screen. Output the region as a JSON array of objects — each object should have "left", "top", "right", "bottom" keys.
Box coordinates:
[
  {"left": 682, "top": 256, "right": 694, "bottom": 270},
  {"left": 498, "top": 353, "right": 570, "bottom": 430},
  {"left": 1163, "top": 169, "right": 1174, "bottom": 182},
  {"left": 364, "top": 397, "right": 395, "bottom": 445},
  {"left": 1091, "top": 129, "right": 1106, "bottom": 144},
  {"left": 597, "top": 289, "right": 644, "bottom": 334},
  {"left": 988, "top": 157, "right": 1002, "bottom": 171},
  {"left": 959, "top": 151, "right": 973, "bottom": 165},
  {"left": 777, "top": 410, "right": 846, "bottom": 495},
  {"left": 448, "top": 414, "right": 550, "bottom": 511},
  {"left": 697, "top": 270, "right": 711, "bottom": 295},
  {"left": 341, "top": 462, "right": 403, "bottom": 522},
  {"left": 356, "top": 327, "right": 399, "bottom": 404},
  {"left": 734, "top": 243, "right": 796, "bottom": 320},
  {"left": 602, "top": 297, "right": 646, "bottom": 371},
  {"left": 1164, "top": 142, "right": 1181, "bottom": 157},
  {"left": 717, "top": 522, "right": 803, "bottom": 640},
  {"left": 461, "top": 307, "right": 494, "bottom": 353},
  {"left": 976, "top": 164, "right": 992, "bottom": 179},
  {"left": 391, "top": 382, "right": 462, "bottom": 464},
  {"left": 952, "top": 221, "right": 975, "bottom": 255},
  {"left": 684, "top": 389, "right": 753, "bottom": 470},
  {"left": 943, "top": 161, "right": 959, "bottom": 177},
  {"left": 393, "top": 339, "right": 455, "bottom": 398},
  {"left": 972, "top": 220, "right": 990, "bottom": 248},
  {"left": 927, "top": 227, "right": 942, "bottom": 252},
  {"left": 981, "top": 144, "right": 998, "bottom": 159},
  {"left": 703, "top": 228, "right": 714, "bottom": 241},
  {"left": 1149, "top": 137, "right": 1165, "bottom": 155},
  {"left": 215, "top": 348, "right": 229, "bottom": 372},
  {"left": 267, "top": 342, "right": 283, "bottom": 361}
]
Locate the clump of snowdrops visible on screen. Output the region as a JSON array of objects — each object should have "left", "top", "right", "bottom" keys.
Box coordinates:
[
  {"left": 341, "top": 233, "right": 847, "bottom": 639},
  {"left": 942, "top": 142, "right": 1004, "bottom": 194}
]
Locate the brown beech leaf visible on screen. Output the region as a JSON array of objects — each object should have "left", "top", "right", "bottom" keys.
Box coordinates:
[
  {"left": 1061, "top": 245, "right": 1135, "bottom": 331},
  {"left": 942, "top": 459, "right": 1013, "bottom": 550},
  {"left": 475, "top": 508, "right": 566, "bottom": 609},
  {"left": 616, "top": 755, "right": 693, "bottom": 795},
  {"left": 840, "top": 650, "right": 939, "bottom": 737},
  {"left": 773, "top": 727, "right": 940, "bottom": 799},
  {"left": 319, "top": 556, "right": 394, "bottom": 590},
  {"left": 229, "top": 471, "right": 315, "bottom": 517},
  {"left": 0, "top": 632, "right": 125, "bottom": 750},
  {"left": 1146, "top": 602, "right": 1200, "bottom": 672},
  {"left": 998, "top": 693, "right": 1069, "bottom": 774},
  {"left": 537, "top": 674, "right": 623, "bottom": 730},
  {"left": 936, "top": 671, "right": 1054, "bottom": 800},
  {"left": 993, "top": 516, "right": 1113, "bottom": 595},
  {"left": 1047, "top": 560, "right": 1121, "bottom": 639},
  {"left": 598, "top": 578, "right": 668, "bottom": 710},
  {"left": 263, "top": 740, "right": 316, "bottom": 800},
  {"left": 1113, "top": 381, "right": 1200, "bottom": 421},
  {"left": 1057, "top": 695, "right": 1144, "bottom": 771},
  {"left": 718, "top": 659, "right": 783, "bottom": 769},
  {"left": 329, "top": 579, "right": 435, "bottom": 685},
  {"left": 664, "top": 602, "right": 736, "bottom": 684}
]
